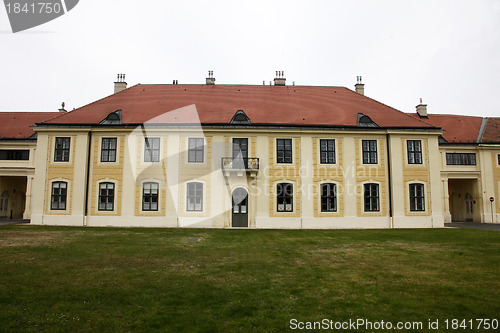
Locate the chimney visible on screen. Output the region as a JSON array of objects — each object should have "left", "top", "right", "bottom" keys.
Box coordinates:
[
  {"left": 58, "top": 102, "right": 67, "bottom": 113},
  {"left": 274, "top": 71, "right": 286, "bottom": 86},
  {"left": 355, "top": 76, "right": 365, "bottom": 95},
  {"left": 206, "top": 70, "right": 215, "bottom": 85},
  {"left": 114, "top": 74, "right": 127, "bottom": 93},
  {"left": 416, "top": 98, "right": 428, "bottom": 118}
]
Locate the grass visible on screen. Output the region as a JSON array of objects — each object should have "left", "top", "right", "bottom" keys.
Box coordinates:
[{"left": 0, "top": 226, "right": 499, "bottom": 332}]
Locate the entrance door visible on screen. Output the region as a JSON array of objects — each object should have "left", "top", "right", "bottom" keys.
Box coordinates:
[
  {"left": 232, "top": 187, "right": 248, "bottom": 227},
  {"left": 232, "top": 138, "right": 248, "bottom": 169},
  {"left": 0, "top": 191, "right": 8, "bottom": 218},
  {"left": 465, "top": 193, "right": 473, "bottom": 221}
]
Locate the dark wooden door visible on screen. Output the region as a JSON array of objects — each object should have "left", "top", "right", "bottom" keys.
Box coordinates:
[
  {"left": 232, "top": 188, "right": 248, "bottom": 227},
  {"left": 232, "top": 138, "right": 248, "bottom": 169}
]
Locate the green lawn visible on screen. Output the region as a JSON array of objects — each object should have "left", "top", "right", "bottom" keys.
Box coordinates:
[{"left": 0, "top": 226, "right": 499, "bottom": 332}]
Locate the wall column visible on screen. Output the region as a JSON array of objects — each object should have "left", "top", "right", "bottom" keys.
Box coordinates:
[{"left": 22, "top": 175, "right": 34, "bottom": 219}]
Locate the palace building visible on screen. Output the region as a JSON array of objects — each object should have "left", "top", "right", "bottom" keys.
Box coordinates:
[{"left": 1, "top": 74, "right": 499, "bottom": 228}]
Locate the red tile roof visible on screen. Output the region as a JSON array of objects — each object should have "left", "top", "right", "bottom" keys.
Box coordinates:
[
  {"left": 41, "top": 84, "right": 436, "bottom": 129},
  {"left": 480, "top": 118, "right": 500, "bottom": 143},
  {"left": 0, "top": 112, "right": 61, "bottom": 139},
  {"left": 407, "top": 113, "right": 484, "bottom": 143}
]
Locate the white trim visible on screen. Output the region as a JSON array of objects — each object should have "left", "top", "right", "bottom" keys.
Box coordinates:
[
  {"left": 95, "top": 179, "right": 119, "bottom": 214},
  {"left": 184, "top": 137, "right": 208, "bottom": 165},
  {"left": 141, "top": 137, "right": 163, "bottom": 166},
  {"left": 272, "top": 179, "right": 296, "bottom": 215},
  {"left": 47, "top": 178, "right": 71, "bottom": 214},
  {"left": 185, "top": 180, "right": 206, "bottom": 213},
  {"left": 50, "top": 136, "right": 73, "bottom": 165},
  {"left": 405, "top": 180, "right": 428, "bottom": 215},
  {"left": 139, "top": 179, "right": 162, "bottom": 214},
  {"left": 316, "top": 138, "right": 338, "bottom": 165},
  {"left": 97, "top": 136, "right": 121, "bottom": 166},
  {"left": 360, "top": 180, "right": 383, "bottom": 215},
  {"left": 317, "top": 180, "right": 341, "bottom": 216}
]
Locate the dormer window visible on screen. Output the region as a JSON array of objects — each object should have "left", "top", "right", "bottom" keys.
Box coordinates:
[
  {"left": 357, "top": 113, "right": 378, "bottom": 127},
  {"left": 230, "top": 110, "right": 251, "bottom": 124},
  {"left": 100, "top": 110, "right": 122, "bottom": 125}
]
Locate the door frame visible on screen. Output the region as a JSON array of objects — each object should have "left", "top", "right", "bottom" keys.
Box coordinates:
[{"left": 231, "top": 187, "right": 249, "bottom": 227}]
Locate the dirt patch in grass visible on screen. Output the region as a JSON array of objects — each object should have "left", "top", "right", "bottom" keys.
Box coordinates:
[{"left": 0, "top": 230, "right": 82, "bottom": 247}]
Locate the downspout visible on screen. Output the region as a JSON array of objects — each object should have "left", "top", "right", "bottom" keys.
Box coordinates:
[
  {"left": 386, "top": 133, "right": 394, "bottom": 228},
  {"left": 83, "top": 131, "right": 92, "bottom": 226}
]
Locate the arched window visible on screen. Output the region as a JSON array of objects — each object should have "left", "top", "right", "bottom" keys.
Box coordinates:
[
  {"left": 364, "top": 183, "right": 379, "bottom": 212},
  {"left": 98, "top": 182, "right": 115, "bottom": 211},
  {"left": 143, "top": 182, "right": 159, "bottom": 211},
  {"left": 51, "top": 182, "right": 67, "bottom": 210},
  {"left": 187, "top": 182, "right": 203, "bottom": 211},
  {"left": 277, "top": 183, "right": 293, "bottom": 212},
  {"left": 321, "top": 183, "right": 337, "bottom": 212}
]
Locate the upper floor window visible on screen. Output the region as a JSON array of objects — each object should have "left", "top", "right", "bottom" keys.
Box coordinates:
[
  {"left": 320, "top": 139, "right": 336, "bottom": 164},
  {"left": 98, "top": 182, "right": 115, "bottom": 211},
  {"left": 54, "top": 137, "right": 70, "bottom": 162},
  {"left": 277, "top": 183, "right": 293, "bottom": 212},
  {"left": 144, "top": 138, "right": 160, "bottom": 162},
  {"left": 497, "top": 154, "right": 500, "bottom": 165},
  {"left": 101, "top": 138, "right": 117, "bottom": 162},
  {"left": 277, "top": 139, "right": 292, "bottom": 163},
  {"left": 188, "top": 138, "right": 204, "bottom": 163},
  {"left": 143, "top": 182, "right": 159, "bottom": 211},
  {"left": 407, "top": 140, "right": 422, "bottom": 164},
  {"left": 409, "top": 183, "right": 425, "bottom": 211},
  {"left": 187, "top": 182, "right": 203, "bottom": 211},
  {"left": 321, "top": 183, "right": 337, "bottom": 212},
  {"left": 50, "top": 181, "right": 67, "bottom": 210},
  {"left": 0, "top": 150, "right": 29, "bottom": 161},
  {"left": 446, "top": 153, "right": 476, "bottom": 166},
  {"left": 364, "top": 183, "right": 380, "bottom": 212},
  {"left": 362, "top": 140, "right": 377, "bottom": 164}
]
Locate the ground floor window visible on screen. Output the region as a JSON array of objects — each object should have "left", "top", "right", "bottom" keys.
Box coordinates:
[
  {"left": 277, "top": 183, "right": 293, "bottom": 212},
  {"left": 98, "top": 182, "right": 115, "bottom": 211},
  {"left": 51, "top": 182, "right": 67, "bottom": 210},
  {"left": 409, "top": 183, "right": 425, "bottom": 211},
  {"left": 143, "top": 182, "right": 159, "bottom": 211},
  {"left": 364, "top": 183, "right": 379, "bottom": 212},
  {"left": 321, "top": 183, "right": 337, "bottom": 212},
  {"left": 187, "top": 182, "right": 203, "bottom": 211}
]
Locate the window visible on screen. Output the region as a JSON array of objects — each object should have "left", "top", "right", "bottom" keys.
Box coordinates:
[
  {"left": 445, "top": 153, "right": 476, "bottom": 165},
  {"left": 409, "top": 184, "right": 425, "bottom": 211},
  {"left": 320, "top": 139, "right": 335, "bottom": 164},
  {"left": 98, "top": 182, "right": 115, "bottom": 211},
  {"left": 0, "top": 150, "right": 29, "bottom": 160},
  {"left": 101, "top": 138, "right": 117, "bottom": 162},
  {"left": 498, "top": 154, "right": 500, "bottom": 165},
  {"left": 364, "top": 183, "right": 379, "bottom": 212},
  {"left": 187, "top": 182, "right": 203, "bottom": 211},
  {"left": 143, "top": 182, "right": 159, "bottom": 211},
  {"left": 50, "top": 182, "right": 67, "bottom": 210},
  {"left": 144, "top": 138, "right": 160, "bottom": 162},
  {"left": 407, "top": 140, "right": 422, "bottom": 164},
  {"left": 277, "top": 183, "right": 293, "bottom": 212},
  {"left": 188, "top": 138, "right": 204, "bottom": 163},
  {"left": 277, "top": 139, "right": 292, "bottom": 163},
  {"left": 54, "top": 137, "right": 70, "bottom": 162},
  {"left": 362, "top": 140, "right": 377, "bottom": 164},
  {"left": 321, "top": 183, "right": 337, "bottom": 212}
]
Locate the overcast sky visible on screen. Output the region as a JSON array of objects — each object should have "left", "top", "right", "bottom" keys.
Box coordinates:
[{"left": 1, "top": 0, "right": 499, "bottom": 117}]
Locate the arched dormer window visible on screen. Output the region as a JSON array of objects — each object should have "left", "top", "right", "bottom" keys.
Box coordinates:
[
  {"left": 357, "top": 113, "right": 378, "bottom": 127},
  {"left": 230, "top": 110, "right": 251, "bottom": 124},
  {"left": 100, "top": 110, "right": 122, "bottom": 125}
]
